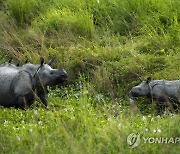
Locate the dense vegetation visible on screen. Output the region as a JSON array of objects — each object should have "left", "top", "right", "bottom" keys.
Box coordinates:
[{"left": 0, "top": 0, "right": 180, "bottom": 153}]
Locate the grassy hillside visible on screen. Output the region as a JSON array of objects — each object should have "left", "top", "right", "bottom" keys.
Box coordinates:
[
  {"left": 1, "top": 0, "right": 180, "bottom": 96},
  {"left": 0, "top": 0, "right": 180, "bottom": 153}
]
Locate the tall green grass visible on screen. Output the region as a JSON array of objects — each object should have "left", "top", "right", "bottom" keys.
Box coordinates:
[
  {"left": 0, "top": 1, "right": 180, "bottom": 153},
  {"left": 0, "top": 85, "right": 180, "bottom": 153},
  {"left": 0, "top": 0, "right": 180, "bottom": 104},
  {"left": 33, "top": 8, "right": 94, "bottom": 38},
  {"left": 6, "top": 0, "right": 37, "bottom": 26}
]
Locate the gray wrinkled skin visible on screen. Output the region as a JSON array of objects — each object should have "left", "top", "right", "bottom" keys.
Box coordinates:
[
  {"left": 20, "top": 62, "right": 68, "bottom": 108},
  {"left": 0, "top": 66, "right": 34, "bottom": 108},
  {"left": 0, "top": 58, "right": 67, "bottom": 109},
  {"left": 129, "top": 79, "right": 180, "bottom": 111},
  {"left": 21, "top": 63, "right": 67, "bottom": 86}
]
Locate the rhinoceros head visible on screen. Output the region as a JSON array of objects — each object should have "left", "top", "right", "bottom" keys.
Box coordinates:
[
  {"left": 129, "top": 77, "right": 151, "bottom": 97},
  {"left": 23, "top": 58, "right": 68, "bottom": 87}
]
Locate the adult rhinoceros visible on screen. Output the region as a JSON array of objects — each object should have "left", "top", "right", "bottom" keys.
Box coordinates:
[
  {"left": 129, "top": 77, "right": 180, "bottom": 112},
  {"left": 0, "top": 57, "right": 68, "bottom": 109}
]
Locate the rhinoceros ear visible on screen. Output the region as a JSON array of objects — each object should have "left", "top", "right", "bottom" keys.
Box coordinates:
[
  {"left": 25, "top": 58, "right": 29, "bottom": 64},
  {"left": 47, "top": 57, "right": 55, "bottom": 66},
  {"left": 8, "top": 57, "right": 13, "bottom": 63},
  {"left": 146, "top": 77, "right": 151, "bottom": 83},
  {"left": 40, "top": 57, "right": 44, "bottom": 66}
]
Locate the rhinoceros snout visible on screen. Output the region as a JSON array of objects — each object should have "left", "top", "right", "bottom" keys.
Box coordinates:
[
  {"left": 59, "top": 69, "right": 68, "bottom": 81},
  {"left": 60, "top": 74, "right": 68, "bottom": 80},
  {"left": 129, "top": 89, "right": 139, "bottom": 97}
]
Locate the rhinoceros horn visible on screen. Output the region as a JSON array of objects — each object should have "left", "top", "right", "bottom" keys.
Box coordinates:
[
  {"left": 47, "top": 57, "right": 55, "bottom": 66},
  {"left": 33, "top": 57, "right": 44, "bottom": 77}
]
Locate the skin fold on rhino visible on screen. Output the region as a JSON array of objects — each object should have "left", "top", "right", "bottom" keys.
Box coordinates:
[
  {"left": 129, "top": 77, "right": 180, "bottom": 112},
  {"left": 0, "top": 58, "right": 68, "bottom": 109},
  {"left": 0, "top": 66, "right": 34, "bottom": 108}
]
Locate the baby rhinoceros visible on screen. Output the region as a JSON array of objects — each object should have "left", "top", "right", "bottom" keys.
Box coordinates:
[
  {"left": 129, "top": 77, "right": 180, "bottom": 112},
  {"left": 0, "top": 57, "right": 68, "bottom": 109}
]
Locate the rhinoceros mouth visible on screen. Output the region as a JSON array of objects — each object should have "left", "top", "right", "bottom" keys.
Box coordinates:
[
  {"left": 59, "top": 74, "right": 68, "bottom": 82},
  {"left": 61, "top": 75, "right": 68, "bottom": 81},
  {"left": 53, "top": 75, "right": 67, "bottom": 85},
  {"left": 129, "top": 91, "right": 145, "bottom": 97},
  {"left": 132, "top": 93, "right": 141, "bottom": 97}
]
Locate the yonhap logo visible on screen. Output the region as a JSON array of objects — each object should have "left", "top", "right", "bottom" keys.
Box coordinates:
[
  {"left": 127, "top": 133, "right": 141, "bottom": 148},
  {"left": 127, "top": 133, "right": 180, "bottom": 148}
]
